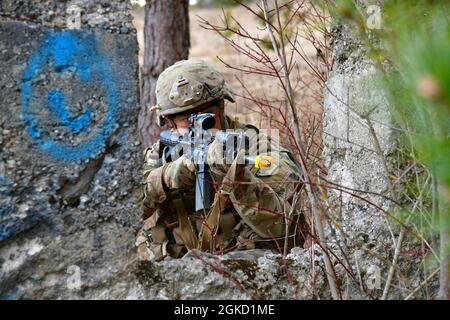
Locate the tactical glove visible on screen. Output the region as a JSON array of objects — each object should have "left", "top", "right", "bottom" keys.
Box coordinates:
[
  {"left": 206, "top": 139, "right": 228, "bottom": 176},
  {"left": 162, "top": 155, "right": 196, "bottom": 190}
]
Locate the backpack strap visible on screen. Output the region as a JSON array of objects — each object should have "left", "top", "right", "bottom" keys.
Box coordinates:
[
  {"left": 198, "top": 151, "right": 244, "bottom": 251},
  {"left": 172, "top": 192, "right": 198, "bottom": 250},
  {"left": 198, "top": 191, "right": 227, "bottom": 251}
]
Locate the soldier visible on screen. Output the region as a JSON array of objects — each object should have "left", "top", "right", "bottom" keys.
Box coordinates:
[{"left": 136, "top": 59, "right": 307, "bottom": 262}]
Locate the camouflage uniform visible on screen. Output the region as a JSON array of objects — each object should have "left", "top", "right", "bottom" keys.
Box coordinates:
[{"left": 136, "top": 60, "right": 306, "bottom": 261}]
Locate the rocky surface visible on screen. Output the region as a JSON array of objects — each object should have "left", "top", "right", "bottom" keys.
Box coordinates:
[
  {"left": 322, "top": 22, "right": 398, "bottom": 298},
  {"left": 0, "top": 0, "right": 141, "bottom": 299},
  {"left": 321, "top": 13, "right": 436, "bottom": 298},
  {"left": 323, "top": 22, "right": 394, "bottom": 246},
  {"left": 0, "top": 0, "right": 135, "bottom": 33},
  {"left": 136, "top": 248, "right": 329, "bottom": 300}
]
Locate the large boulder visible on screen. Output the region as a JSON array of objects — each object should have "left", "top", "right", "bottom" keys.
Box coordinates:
[{"left": 0, "top": 0, "right": 141, "bottom": 299}]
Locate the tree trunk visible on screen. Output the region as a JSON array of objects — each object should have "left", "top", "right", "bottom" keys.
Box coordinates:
[{"left": 139, "top": 0, "right": 190, "bottom": 149}]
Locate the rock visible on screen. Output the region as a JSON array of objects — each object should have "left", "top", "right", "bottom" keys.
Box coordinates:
[
  {"left": 79, "top": 195, "right": 90, "bottom": 204},
  {"left": 0, "top": 0, "right": 140, "bottom": 300},
  {"left": 320, "top": 13, "right": 433, "bottom": 298},
  {"left": 134, "top": 248, "right": 328, "bottom": 300},
  {"left": 104, "top": 156, "right": 117, "bottom": 165},
  {"left": 6, "top": 160, "right": 15, "bottom": 168},
  {"left": 218, "top": 249, "right": 268, "bottom": 261}
]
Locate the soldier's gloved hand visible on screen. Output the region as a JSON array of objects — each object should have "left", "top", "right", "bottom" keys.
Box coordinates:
[
  {"left": 162, "top": 155, "right": 196, "bottom": 190},
  {"left": 206, "top": 139, "right": 228, "bottom": 176}
]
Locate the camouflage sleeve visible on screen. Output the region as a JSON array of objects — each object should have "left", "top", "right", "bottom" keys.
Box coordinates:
[
  {"left": 247, "top": 129, "right": 303, "bottom": 202},
  {"left": 251, "top": 150, "right": 303, "bottom": 202},
  {"left": 142, "top": 141, "right": 167, "bottom": 219}
]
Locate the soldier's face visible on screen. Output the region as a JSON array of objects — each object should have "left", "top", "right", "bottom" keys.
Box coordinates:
[
  {"left": 168, "top": 113, "right": 190, "bottom": 135},
  {"left": 167, "top": 103, "right": 224, "bottom": 135}
]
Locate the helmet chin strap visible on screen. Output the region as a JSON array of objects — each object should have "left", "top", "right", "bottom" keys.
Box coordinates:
[
  {"left": 167, "top": 118, "right": 177, "bottom": 130},
  {"left": 217, "top": 100, "right": 226, "bottom": 129}
]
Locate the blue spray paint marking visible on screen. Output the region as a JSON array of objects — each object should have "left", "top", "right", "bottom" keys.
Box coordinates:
[
  {"left": 21, "top": 30, "right": 122, "bottom": 162},
  {"left": 2, "top": 31, "right": 126, "bottom": 242},
  {"left": 47, "top": 90, "right": 92, "bottom": 134}
]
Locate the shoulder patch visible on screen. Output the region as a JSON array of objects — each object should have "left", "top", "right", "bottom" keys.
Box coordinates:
[{"left": 254, "top": 163, "right": 280, "bottom": 177}]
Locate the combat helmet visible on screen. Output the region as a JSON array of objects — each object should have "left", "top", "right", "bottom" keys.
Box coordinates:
[{"left": 153, "top": 59, "right": 235, "bottom": 125}]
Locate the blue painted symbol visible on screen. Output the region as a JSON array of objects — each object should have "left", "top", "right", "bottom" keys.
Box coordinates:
[
  {"left": 21, "top": 30, "right": 122, "bottom": 162},
  {"left": 47, "top": 90, "right": 92, "bottom": 134}
]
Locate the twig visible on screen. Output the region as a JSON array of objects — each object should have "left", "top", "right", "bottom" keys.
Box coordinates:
[
  {"left": 381, "top": 228, "right": 405, "bottom": 299},
  {"left": 261, "top": 0, "right": 305, "bottom": 154},
  {"left": 354, "top": 252, "right": 365, "bottom": 296},
  {"left": 404, "top": 268, "right": 440, "bottom": 300}
]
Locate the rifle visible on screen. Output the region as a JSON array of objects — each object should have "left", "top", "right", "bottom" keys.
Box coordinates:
[{"left": 159, "top": 113, "right": 272, "bottom": 212}]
